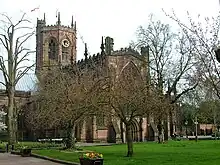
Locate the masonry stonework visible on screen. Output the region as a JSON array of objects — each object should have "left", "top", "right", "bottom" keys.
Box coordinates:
[
  {"left": 26, "top": 13, "right": 177, "bottom": 143},
  {"left": 36, "top": 13, "right": 77, "bottom": 72}
]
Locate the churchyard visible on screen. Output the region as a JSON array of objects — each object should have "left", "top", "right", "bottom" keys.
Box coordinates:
[
  {"left": 1, "top": 140, "right": 220, "bottom": 165},
  {"left": 1, "top": 0, "right": 220, "bottom": 164}
]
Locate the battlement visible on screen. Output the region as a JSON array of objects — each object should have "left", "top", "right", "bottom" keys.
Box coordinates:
[
  {"left": 76, "top": 52, "right": 105, "bottom": 70},
  {"left": 75, "top": 46, "right": 143, "bottom": 71},
  {"left": 112, "top": 47, "right": 140, "bottom": 56},
  {"left": 37, "top": 19, "right": 46, "bottom": 27},
  {"left": 37, "top": 19, "right": 45, "bottom": 23},
  {"left": 37, "top": 23, "right": 76, "bottom": 32},
  {"left": 41, "top": 25, "right": 76, "bottom": 32},
  {"left": 36, "top": 12, "right": 76, "bottom": 31}
]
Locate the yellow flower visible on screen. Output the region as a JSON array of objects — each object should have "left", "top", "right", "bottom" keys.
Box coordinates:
[
  {"left": 82, "top": 152, "right": 103, "bottom": 159},
  {"left": 90, "top": 152, "right": 95, "bottom": 158}
]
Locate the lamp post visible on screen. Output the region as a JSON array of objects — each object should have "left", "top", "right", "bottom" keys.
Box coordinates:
[{"left": 185, "top": 120, "right": 188, "bottom": 139}]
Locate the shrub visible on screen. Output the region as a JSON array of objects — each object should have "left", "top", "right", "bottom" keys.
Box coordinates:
[
  {"left": 14, "top": 142, "right": 63, "bottom": 150},
  {"left": 0, "top": 142, "right": 6, "bottom": 148}
]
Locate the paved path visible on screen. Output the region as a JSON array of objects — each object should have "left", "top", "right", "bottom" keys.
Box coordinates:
[{"left": 0, "top": 153, "right": 62, "bottom": 165}]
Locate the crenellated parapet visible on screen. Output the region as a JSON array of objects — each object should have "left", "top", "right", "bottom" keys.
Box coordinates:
[
  {"left": 112, "top": 47, "right": 140, "bottom": 56},
  {"left": 37, "top": 19, "right": 45, "bottom": 24},
  {"left": 76, "top": 52, "right": 105, "bottom": 70},
  {"left": 42, "top": 25, "right": 76, "bottom": 32},
  {"left": 36, "top": 12, "right": 76, "bottom": 31},
  {"left": 37, "top": 22, "right": 76, "bottom": 32}
]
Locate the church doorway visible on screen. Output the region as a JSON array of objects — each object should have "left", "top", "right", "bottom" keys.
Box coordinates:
[
  {"left": 85, "top": 118, "right": 93, "bottom": 143},
  {"left": 107, "top": 125, "right": 116, "bottom": 143},
  {"left": 147, "top": 124, "right": 155, "bottom": 141}
]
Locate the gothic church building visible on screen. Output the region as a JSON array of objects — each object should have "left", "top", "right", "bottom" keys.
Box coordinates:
[{"left": 34, "top": 13, "right": 165, "bottom": 143}]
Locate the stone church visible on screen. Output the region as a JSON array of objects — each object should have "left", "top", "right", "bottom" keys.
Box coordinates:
[
  {"left": 32, "top": 12, "right": 162, "bottom": 143},
  {"left": 17, "top": 13, "right": 177, "bottom": 142}
]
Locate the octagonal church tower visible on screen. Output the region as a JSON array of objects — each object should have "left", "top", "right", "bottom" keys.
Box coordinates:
[{"left": 36, "top": 12, "right": 77, "bottom": 72}]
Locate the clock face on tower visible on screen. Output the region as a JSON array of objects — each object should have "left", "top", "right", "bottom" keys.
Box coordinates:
[{"left": 62, "top": 39, "right": 70, "bottom": 48}]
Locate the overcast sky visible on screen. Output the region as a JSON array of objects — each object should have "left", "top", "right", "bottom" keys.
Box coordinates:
[{"left": 0, "top": 0, "right": 220, "bottom": 61}]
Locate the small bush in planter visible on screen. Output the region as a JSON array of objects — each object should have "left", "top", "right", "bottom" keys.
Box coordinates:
[
  {"left": 20, "top": 146, "right": 32, "bottom": 157},
  {"left": 79, "top": 152, "right": 103, "bottom": 165}
]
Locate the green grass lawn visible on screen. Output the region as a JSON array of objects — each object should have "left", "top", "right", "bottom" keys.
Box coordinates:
[{"left": 33, "top": 140, "right": 220, "bottom": 165}]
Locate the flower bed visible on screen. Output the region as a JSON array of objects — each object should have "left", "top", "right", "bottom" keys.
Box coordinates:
[{"left": 79, "top": 152, "right": 103, "bottom": 165}]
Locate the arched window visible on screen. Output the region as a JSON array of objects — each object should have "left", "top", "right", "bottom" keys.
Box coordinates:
[{"left": 48, "top": 38, "right": 57, "bottom": 60}]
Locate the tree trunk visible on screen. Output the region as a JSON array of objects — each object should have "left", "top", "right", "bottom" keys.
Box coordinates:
[
  {"left": 126, "top": 124, "right": 133, "bottom": 157},
  {"left": 157, "top": 120, "right": 164, "bottom": 144},
  {"left": 7, "top": 86, "right": 16, "bottom": 145},
  {"left": 13, "top": 100, "right": 18, "bottom": 142},
  {"left": 139, "top": 118, "right": 143, "bottom": 142},
  {"left": 164, "top": 120, "right": 168, "bottom": 141},
  {"left": 66, "top": 121, "right": 76, "bottom": 149},
  {"left": 120, "top": 120, "right": 124, "bottom": 143}
]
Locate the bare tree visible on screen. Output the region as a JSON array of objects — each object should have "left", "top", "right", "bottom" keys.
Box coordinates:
[
  {"left": 102, "top": 62, "right": 169, "bottom": 157},
  {"left": 164, "top": 10, "right": 220, "bottom": 99},
  {"left": 26, "top": 66, "right": 105, "bottom": 149},
  {"left": 132, "top": 14, "right": 198, "bottom": 141},
  {"left": 0, "top": 13, "right": 34, "bottom": 144},
  {"left": 134, "top": 14, "right": 175, "bottom": 93},
  {"left": 134, "top": 14, "right": 198, "bottom": 104}
]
